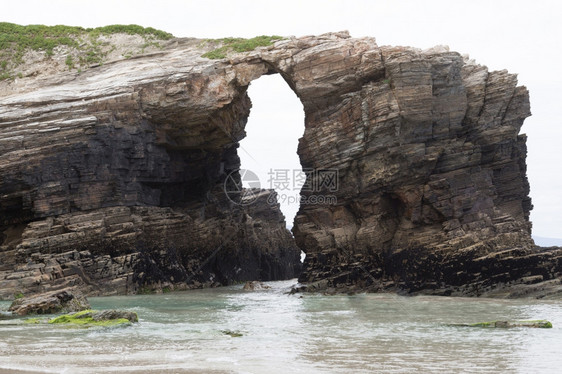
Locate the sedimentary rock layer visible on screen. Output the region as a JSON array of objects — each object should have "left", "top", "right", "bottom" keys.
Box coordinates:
[
  {"left": 1, "top": 31, "right": 560, "bottom": 298},
  {"left": 0, "top": 38, "right": 301, "bottom": 298}
]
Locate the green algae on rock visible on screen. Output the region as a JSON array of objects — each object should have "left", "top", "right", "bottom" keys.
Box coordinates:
[
  {"left": 48, "top": 309, "right": 138, "bottom": 327},
  {"left": 452, "top": 320, "right": 553, "bottom": 328}
]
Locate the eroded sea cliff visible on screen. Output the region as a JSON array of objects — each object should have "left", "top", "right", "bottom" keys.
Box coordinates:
[{"left": 1, "top": 26, "right": 560, "bottom": 299}]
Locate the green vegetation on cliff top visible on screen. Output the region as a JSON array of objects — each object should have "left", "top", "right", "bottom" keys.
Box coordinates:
[
  {"left": 202, "top": 35, "right": 284, "bottom": 59},
  {"left": 0, "top": 22, "right": 173, "bottom": 80},
  {"left": 0, "top": 24, "right": 284, "bottom": 80}
]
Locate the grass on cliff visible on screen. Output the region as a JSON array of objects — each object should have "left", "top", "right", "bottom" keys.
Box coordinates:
[
  {"left": 0, "top": 22, "right": 173, "bottom": 80},
  {"left": 202, "top": 35, "right": 284, "bottom": 59}
]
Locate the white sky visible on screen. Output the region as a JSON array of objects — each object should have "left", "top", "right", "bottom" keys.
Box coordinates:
[{"left": 4, "top": 0, "right": 562, "bottom": 238}]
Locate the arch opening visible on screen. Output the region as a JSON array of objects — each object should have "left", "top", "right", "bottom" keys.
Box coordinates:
[{"left": 238, "top": 74, "right": 305, "bottom": 231}]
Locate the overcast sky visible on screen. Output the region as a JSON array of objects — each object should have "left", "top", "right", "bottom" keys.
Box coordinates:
[{"left": 4, "top": 0, "right": 562, "bottom": 239}]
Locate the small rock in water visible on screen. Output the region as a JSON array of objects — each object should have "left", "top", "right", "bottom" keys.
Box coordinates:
[
  {"left": 48, "top": 309, "right": 138, "bottom": 327},
  {"left": 8, "top": 288, "right": 91, "bottom": 316},
  {"left": 242, "top": 281, "right": 271, "bottom": 291},
  {"left": 221, "top": 330, "right": 243, "bottom": 337},
  {"left": 452, "top": 320, "right": 553, "bottom": 328},
  {"left": 92, "top": 310, "right": 139, "bottom": 323}
]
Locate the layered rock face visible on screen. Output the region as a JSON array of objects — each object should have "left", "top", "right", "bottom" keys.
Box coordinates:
[
  {"left": 1, "top": 31, "right": 560, "bottom": 298},
  {"left": 289, "top": 42, "right": 562, "bottom": 297},
  {"left": 286, "top": 39, "right": 562, "bottom": 297},
  {"left": 0, "top": 38, "right": 301, "bottom": 299}
]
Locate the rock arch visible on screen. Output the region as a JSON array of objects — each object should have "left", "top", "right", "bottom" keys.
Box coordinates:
[{"left": 1, "top": 32, "right": 561, "bottom": 298}]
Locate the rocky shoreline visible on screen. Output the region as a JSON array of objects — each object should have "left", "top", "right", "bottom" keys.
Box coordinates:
[
  {"left": 1, "top": 28, "right": 561, "bottom": 298},
  {"left": 0, "top": 287, "right": 138, "bottom": 330}
]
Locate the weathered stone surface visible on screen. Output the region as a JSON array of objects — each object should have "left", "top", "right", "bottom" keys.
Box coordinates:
[
  {"left": 8, "top": 288, "right": 90, "bottom": 315},
  {"left": 1, "top": 31, "right": 560, "bottom": 298},
  {"left": 91, "top": 309, "right": 138, "bottom": 323},
  {"left": 0, "top": 191, "right": 300, "bottom": 298}
]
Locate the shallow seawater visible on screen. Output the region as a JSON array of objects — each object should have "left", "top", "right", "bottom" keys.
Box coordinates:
[{"left": 1, "top": 280, "right": 562, "bottom": 373}]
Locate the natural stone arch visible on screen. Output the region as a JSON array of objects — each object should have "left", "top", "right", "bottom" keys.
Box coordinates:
[{"left": 0, "top": 31, "right": 560, "bottom": 298}]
